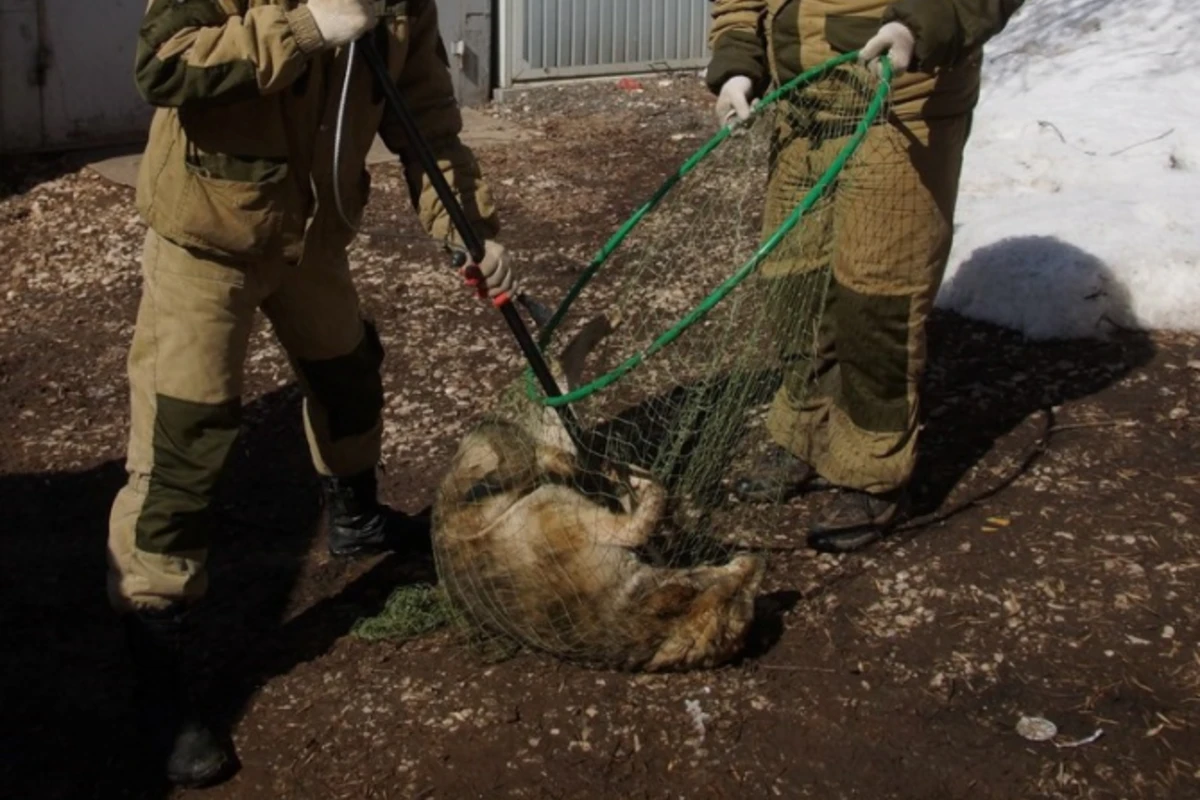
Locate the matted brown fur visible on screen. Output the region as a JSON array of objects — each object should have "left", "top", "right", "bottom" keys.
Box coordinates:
[{"left": 431, "top": 315, "right": 765, "bottom": 671}]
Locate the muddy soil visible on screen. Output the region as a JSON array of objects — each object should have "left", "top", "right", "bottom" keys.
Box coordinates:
[{"left": 1, "top": 75, "right": 1198, "bottom": 800}]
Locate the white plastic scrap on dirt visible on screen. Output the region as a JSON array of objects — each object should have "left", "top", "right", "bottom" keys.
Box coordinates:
[
  {"left": 685, "top": 699, "right": 712, "bottom": 742},
  {"left": 1016, "top": 715, "right": 1058, "bottom": 742},
  {"left": 1016, "top": 715, "right": 1104, "bottom": 749},
  {"left": 1055, "top": 729, "right": 1105, "bottom": 749}
]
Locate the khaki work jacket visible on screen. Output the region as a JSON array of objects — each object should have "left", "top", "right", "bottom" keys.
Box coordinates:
[{"left": 134, "top": 0, "right": 497, "bottom": 262}]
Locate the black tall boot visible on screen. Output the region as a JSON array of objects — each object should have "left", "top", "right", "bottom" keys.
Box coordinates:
[
  {"left": 322, "top": 468, "right": 426, "bottom": 557},
  {"left": 122, "top": 607, "right": 235, "bottom": 788}
]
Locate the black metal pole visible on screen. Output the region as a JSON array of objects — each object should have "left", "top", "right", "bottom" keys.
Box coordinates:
[{"left": 356, "top": 34, "right": 587, "bottom": 452}]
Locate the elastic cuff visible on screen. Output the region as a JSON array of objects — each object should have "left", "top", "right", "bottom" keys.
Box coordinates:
[
  {"left": 286, "top": 7, "right": 326, "bottom": 55},
  {"left": 705, "top": 32, "right": 768, "bottom": 94}
]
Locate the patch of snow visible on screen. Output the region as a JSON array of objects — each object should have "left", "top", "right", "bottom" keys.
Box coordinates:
[{"left": 937, "top": 0, "right": 1200, "bottom": 339}]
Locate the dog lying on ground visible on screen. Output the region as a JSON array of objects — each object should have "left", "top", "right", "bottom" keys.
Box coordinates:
[{"left": 431, "top": 313, "right": 765, "bottom": 671}]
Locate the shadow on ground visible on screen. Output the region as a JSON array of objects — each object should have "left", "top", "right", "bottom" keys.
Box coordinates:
[
  {"left": 911, "top": 236, "right": 1156, "bottom": 518},
  {"left": 576, "top": 237, "right": 1156, "bottom": 547},
  {"left": 0, "top": 385, "right": 432, "bottom": 800},
  {"left": 0, "top": 144, "right": 143, "bottom": 201},
  {"left": 0, "top": 235, "right": 1162, "bottom": 797}
]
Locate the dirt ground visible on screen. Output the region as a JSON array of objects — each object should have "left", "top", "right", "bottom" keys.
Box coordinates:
[{"left": 2, "top": 74, "right": 1199, "bottom": 800}]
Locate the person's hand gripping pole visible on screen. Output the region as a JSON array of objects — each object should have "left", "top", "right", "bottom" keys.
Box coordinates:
[{"left": 354, "top": 30, "right": 587, "bottom": 452}]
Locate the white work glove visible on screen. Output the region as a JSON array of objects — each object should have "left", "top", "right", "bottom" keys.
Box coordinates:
[
  {"left": 715, "top": 76, "right": 756, "bottom": 126},
  {"left": 307, "top": 0, "right": 378, "bottom": 49},
  {"left": 462, "top": 241, "right": 516, "bottom": 302},
  {"left": 859, "top": 21, "right": 916, "bottom": 77}
]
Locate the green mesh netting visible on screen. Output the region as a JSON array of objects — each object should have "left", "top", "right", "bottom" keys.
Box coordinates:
[{"left": 430, "top": 53, "right": 894, "bottom": 672}]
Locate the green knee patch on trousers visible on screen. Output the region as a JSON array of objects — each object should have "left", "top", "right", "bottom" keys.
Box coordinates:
[
  {"left": 296, "top": 320, "right": 385, "bottom": 440},
  {"left": 135, "top": 394, "right": 242, "bottom": 555},
  {"left": 836, "top": 284, "right": 912, "bottom": 433},
  {"left": 778, "top": 274, "right": 837, "bottom": 404},
  {"left": 764, "top": 268, "right": 831, "bottom": 334}
]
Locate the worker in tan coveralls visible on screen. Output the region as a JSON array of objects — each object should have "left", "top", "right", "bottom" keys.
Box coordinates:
[
  {"left": 708, "top": 0, "right": 1023, "bottom": 551},
  {"left": 110, "top": 0, "right": 511, "bottom": 787}
]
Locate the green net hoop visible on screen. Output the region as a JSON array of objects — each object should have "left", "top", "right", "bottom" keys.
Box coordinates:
[{"left": 526, "top": 51, "right": 893, "bottom": 407}]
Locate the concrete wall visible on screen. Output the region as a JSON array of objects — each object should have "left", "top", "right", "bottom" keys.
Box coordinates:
[
  {"left": 499, "top": 0, "right": 709, "bottom": 88},
  {"left": 0, "top": 0, "right": 150, "bottom": 153}
]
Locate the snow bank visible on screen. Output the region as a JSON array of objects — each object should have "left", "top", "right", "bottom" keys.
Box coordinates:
[{"left": 936, "top": 0, "right": 1200, "bottom": 339}]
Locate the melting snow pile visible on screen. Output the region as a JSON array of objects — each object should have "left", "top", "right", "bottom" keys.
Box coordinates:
[{"left": 936, "top": 0, "right": 1200, "bottom": 339}]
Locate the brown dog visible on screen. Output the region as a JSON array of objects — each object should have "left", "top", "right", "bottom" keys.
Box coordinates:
[{"left": 431, "top": 314, "right": 765, "bottom": 671}]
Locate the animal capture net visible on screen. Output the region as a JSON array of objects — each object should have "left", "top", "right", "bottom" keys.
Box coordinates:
[{"left": 433, "top": 54, "right": 897, "bottom": 668}]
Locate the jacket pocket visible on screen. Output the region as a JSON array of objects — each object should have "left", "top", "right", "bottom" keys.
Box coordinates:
[
  {"left": 178, "top": 145, "right": 296, "bottom": 259},
  {"left": 185, "top": 148, "right": 289, "bottom": 184}
]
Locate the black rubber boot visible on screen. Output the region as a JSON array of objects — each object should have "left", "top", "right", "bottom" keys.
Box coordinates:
[
  {"left": 122, "top": 608, "right": 235, "bottom": 788},
  {"left": 732, "top": 444, "right": 825, "bottom": 504},
  {"left": 322, "top": 469, "right": 426, "bottom": 557}
]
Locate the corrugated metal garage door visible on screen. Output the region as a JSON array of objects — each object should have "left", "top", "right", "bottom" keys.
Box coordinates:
[{"left": 501, "top": 0, "right": 710, "bottom": 86}]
